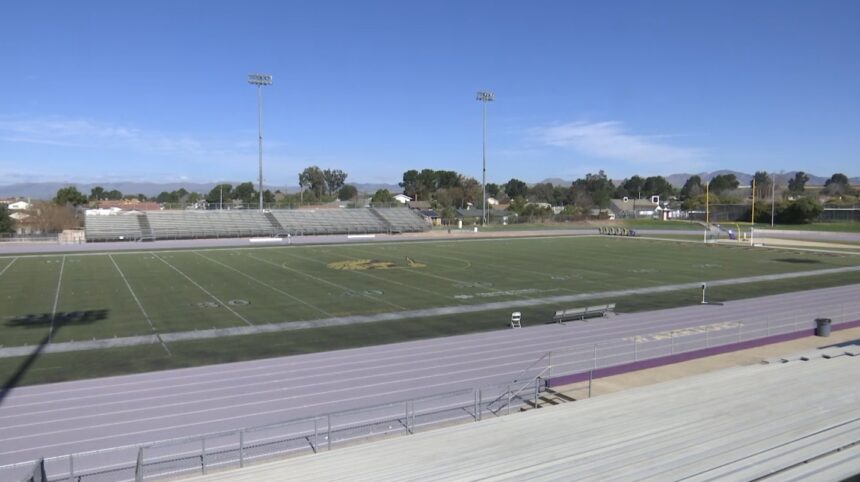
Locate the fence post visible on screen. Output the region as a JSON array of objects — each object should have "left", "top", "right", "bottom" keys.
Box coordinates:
[
  {"left": 134, "top": 447, "right": 144, "bottom": 482},
  {"left": 507, "top": 385, "right": 512, "bottom": 416},
  {"left": 327, "top": 415, "right": 332, "bottom": 451},
  {"left": 473, "top": 390, "right": 479, "bottom": 421},
  {"left": 706, "top": 329, "right": 710, "bottom": 348},
  {"left": 478, "top": 389, "right": 483, "bottom": 421},
  {"left": 239, "top": 429, "right": 245, "bottom": 467},
  {"left": 201, "top": 438, "right": 207, "bottom": 475},
  {"left": 68, "top": 454, "right": 74, "bottom": 482},
  {"left": 593, "top": 345, "right": 598, "bottom": 370},
  {"left": 534, "top": 378, "right": 540, "bottom": 408},
  {"left": 313, "top": 418, "right": 318, "bottom": 453},
  {"left": 588, "top": 369, "right": 593, "bottom": 398},
  {"left": 547, "top": 351, "right": 552, "bottom": 380}
]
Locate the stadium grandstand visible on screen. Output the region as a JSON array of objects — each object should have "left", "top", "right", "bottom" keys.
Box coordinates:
[{"left": 84, "top": 207, "right": 428, "bottom": 242}]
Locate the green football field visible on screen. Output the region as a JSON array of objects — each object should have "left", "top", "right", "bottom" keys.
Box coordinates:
[{"left": 2, "top": 235, "right": 860, "bottom": 349}]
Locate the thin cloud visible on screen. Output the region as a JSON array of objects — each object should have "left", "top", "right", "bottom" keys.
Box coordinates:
[
  {"left": 531, "top": 121, "right": 705, "bottom": 165},
  {"left": 0, "top": 116, "right": 208, "bottom": 155}
]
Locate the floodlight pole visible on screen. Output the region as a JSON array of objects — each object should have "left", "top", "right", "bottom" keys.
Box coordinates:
[
  {"left": 248, "top": 73, "right": 273, "bottom": 211},
  {"left": 476, "top": 91, "right": 494, "bottom": 225}
]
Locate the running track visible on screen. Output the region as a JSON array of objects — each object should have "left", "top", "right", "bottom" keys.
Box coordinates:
[{"left": 1, "top": 283, "right": 858, "bottom": 469}]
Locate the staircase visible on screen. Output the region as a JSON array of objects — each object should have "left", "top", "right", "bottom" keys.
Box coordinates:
[
  {"left": 368, "top": 208, "right": 395, "bottom": 233},
  {"left": 522, "top": 388, "right": 577, "bottom": 411},
  {"left": 264, "top": 211, "right": 288, "bottom": 236},
  {"left": 137, "top": 214, "right": 155, "bottom": 241}
]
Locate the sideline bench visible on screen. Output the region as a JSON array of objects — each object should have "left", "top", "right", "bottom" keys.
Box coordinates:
[{"left": 552, "top": 303, "right": 616, "bottom": 323}]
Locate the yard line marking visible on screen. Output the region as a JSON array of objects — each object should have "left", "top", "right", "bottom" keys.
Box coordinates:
[
  {"left": 194, "top": 251, "right": 334, "bottom": 318},
  {"left": 48, "top": 255, "right": 66, "bottom": 343},
  {"left": 151, "top": 252, "right": 254, "bottom": 327},
  {"left": 0, "top": 257, "right": 18, "bottom": 277},
  {"left": 109, "top": 254, "right": 172, "bottom": 356},
  {"left": 246, "top": 251, "right": 407, "bottom": 310}
]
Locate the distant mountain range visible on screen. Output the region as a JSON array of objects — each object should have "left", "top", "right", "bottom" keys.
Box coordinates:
[
  {"left": 1, "top": 172, "right": 857, "bottom": 199},
  {"left": 0, "top": 181, "right": 402, "bottom": 200}
]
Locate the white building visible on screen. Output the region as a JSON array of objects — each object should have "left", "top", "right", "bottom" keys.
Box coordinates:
[
  {"left": 8, "top": 201, "right": 30, "bottom": 210},
  {"left": 393, "top": 194, "right": 412, "bottom": 204}
]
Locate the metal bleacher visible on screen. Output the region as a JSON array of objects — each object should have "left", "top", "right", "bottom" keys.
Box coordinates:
[
  {"left": 84, "top": 208, "right": 428, "bottom": 242},
  {"left": 83, "top": 214, "right": 144, "bottom": 241},
  {"left": 372, "top": 207, "right": 429, "bottom": 233},
  {"left": 145, "top": 210, "right": 277, "bottom": 239}
]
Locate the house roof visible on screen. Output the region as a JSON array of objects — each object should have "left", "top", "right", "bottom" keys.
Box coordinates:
[{"left": 408, "top": 201, "right": 431, "bottom": 210}]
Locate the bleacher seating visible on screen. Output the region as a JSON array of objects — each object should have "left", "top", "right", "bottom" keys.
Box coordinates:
[
  {"left": 84, "top": 208, "right": 429, "bottom": 242},
  {"left": 146, "top": 210, "right": 276, "bottom": 239},
  {"left": 84, "top": 214, "right": 144, "bottom": 241},
  {"left": 373, "top": 207, "right": 428, "bottom": 232}
]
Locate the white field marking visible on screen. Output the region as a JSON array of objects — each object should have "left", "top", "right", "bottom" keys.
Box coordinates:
[
  {"left": 0, "top": 232, "right": 604, "bottom": 260},
  {"left": 151, "top": 253, "right": 254, "bottom": 327},
  {"left": 0, "top": 361, "right": 530, "bottom": 450},
  {"left": 2, "top": 280, "right": 856, "bottom": 403},
  {"left": 6, "top": 268, "right": 856, "bottom": 392},
  {"left": 0, "top": 343, "right": 563, "bottom": 431},
  {"left": 47, "top": 255, "right": 66, "bottom": 342},
  {"left": 193, "top": 251, "right": 334, "bottom": 318},
  {"left": 245, "top": 251, "right": 407, "bottom": 311},
  {"left": 108, "top": 254, "right": 171, "bottom": 356},
  {"left": 0, "top": 257, "right": 18, "bottom": 277},
  {"left": 4, "top": 292, "right": 853, "bottom": 415}
]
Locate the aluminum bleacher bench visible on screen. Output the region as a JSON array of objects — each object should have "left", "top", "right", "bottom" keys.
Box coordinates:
[{"left": 552, "top": 303, "right": 616, "bottom": 323}]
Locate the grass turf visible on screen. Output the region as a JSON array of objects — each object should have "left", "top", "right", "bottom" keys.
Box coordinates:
[{"left": 2, "top": 235, "right": 859, "bottom": 386}]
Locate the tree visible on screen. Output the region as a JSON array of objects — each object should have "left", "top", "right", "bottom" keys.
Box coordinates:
[
  {"left": 824, "top": 173, "right": 851, "bottom": 196},
  {"left": 323, "top": 169, "right": 348, "bottom": 195},
  {"left": 106, "top": 189, "right": 123, "bottom": 200},
  {"left": 568, "top": 171, "right": 614, "bottom": 209},
  {"left": 0, "top": 205, "right": 13, "bottom": 234},
  {"left": 642, "top": 176, "right": 675, "bottom": 199},
  {"left": 400, "top": 170, "right": 420, "bottom": 199},
  {"left": 89, "top": 186, "right": 106, "bottom": 201},
  {"left": 232, "top": 182, "right": 258, "bottom": 204},
  {"left": 417, "top": 169, "right": 437, "bottom": 200},
  {"left": 528, "top": 183, "right": 556, "bottom": 204},
  {"left": 617, "top": 175, "right": 645, "bottom": 199},
  {"left": 751, "top": 171, "right": 772, "bottom": 199},
  {"left": 338, "top": 185, "right": 358, "bottom": 201},
  {"left": 507, "top": 196, "right": 528, "bottom": 214},
  {"left": 778, "top": 197, "right": 822, "bottom": 224},
  {"left": 787, "top": 172, "right": 809, "bottom": 194},
  {"left": 504, "top": 178, "right": 528, "bottom": 199},
  {"left": 54, "top": 186, "right": 87, "bottom": 206},
  {"left": 299, "top": 166, "right": 327, "bottom": 198},
  {"left": 371, "top": 189, "right": 395, "bottom": 204},
  {"left": 205, "top": 184, "right": 233, "bottom": 206},
  {"left": 485, "top": 183, "right": 500, "bottom": 198},
  {"left": 679, "top": 175, "right": 704, "bottom": 200},
  {"left": 708, "top": 174, "right": 739, "bottom": 195}
]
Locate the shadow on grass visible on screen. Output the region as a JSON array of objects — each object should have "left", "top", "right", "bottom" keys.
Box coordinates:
[{"left": 0, "top": 309, "right": 108, "bottom": 406}]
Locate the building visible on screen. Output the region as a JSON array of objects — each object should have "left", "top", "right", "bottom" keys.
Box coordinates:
[
  {"left": 393, "top": 194, "right": 412, "bottom": 204},
  {"left": 8, "top": 201, "right": 31, "bottom": 211}
]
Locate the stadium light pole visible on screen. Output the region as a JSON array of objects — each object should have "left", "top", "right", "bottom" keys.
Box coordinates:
[
  {"left": 248, "top": 73, "right": 273, "bottom": 211},
  {"left": 476, "top": 91, "right": 494, "bottom": 225}
]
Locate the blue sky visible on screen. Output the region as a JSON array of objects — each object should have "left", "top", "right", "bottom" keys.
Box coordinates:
[{"left": 1, "top": 0, "right": 858, "bottom": 188}]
